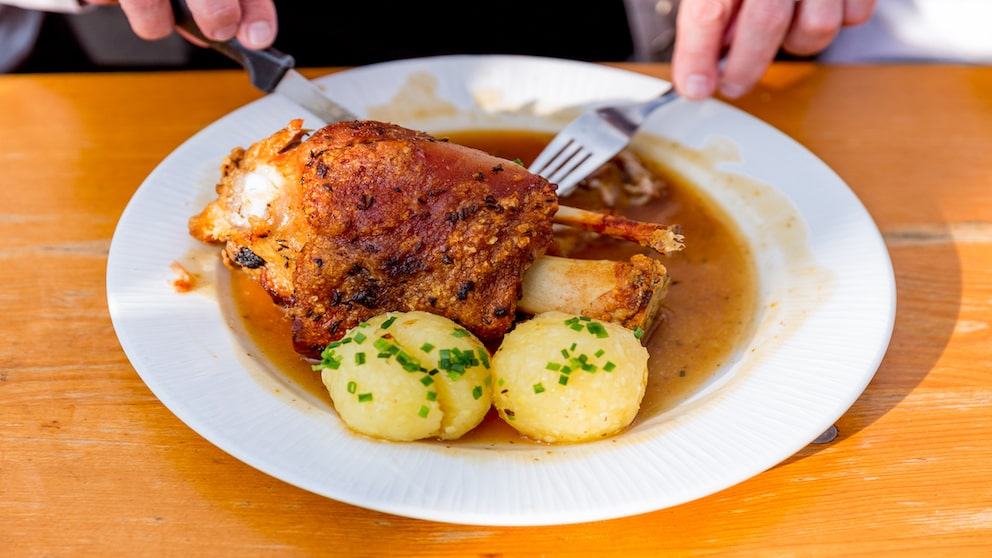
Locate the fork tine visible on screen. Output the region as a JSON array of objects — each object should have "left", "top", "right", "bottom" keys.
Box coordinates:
[
  {"left": 529, "top": 134, "right": 578, "bottom": 176},
  {"left": 552, "top": 151, "right": 613, "bottom": 194},
  {"left": 529, "top": 88, "right": 681, "bottom": 196},
  {"left": 545, "top": 147, "right": 593, "bottom": 185},
  {"left": 552, "top": 156, "right": 609, "bottom": 195},
  {"left": 539, "top": 142, "right": 587, "bottom": 182},
  {"left": 528, "top": 110, "right": 602, "bottom": 175}
]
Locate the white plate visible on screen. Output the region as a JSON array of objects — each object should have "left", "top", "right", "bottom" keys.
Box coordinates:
[{"left": 107, "top": 55, "right": 895, "bottom": 526}]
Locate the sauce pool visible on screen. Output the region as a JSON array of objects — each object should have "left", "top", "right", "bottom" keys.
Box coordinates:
[{"left": 229, "top": 129, "right": 758, "bottom": 443}]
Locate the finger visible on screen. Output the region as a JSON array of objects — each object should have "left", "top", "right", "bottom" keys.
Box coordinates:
[
  {"left": 235, "top": 0, "right": 278, "bottom": 49},
  {"left": 672, "top": 0, "right": 739, "bottom": 100},
  {"left": 842, "top": 0, "right": 877, "bottom": 25},
  {"left": 718, "top": 0, "right": 796, "bottom": 98},
  {"left": 118, "top": 0, "right": 176, "bottom": 41},
  {"left": 184, "top": 0, "right": 243, "bottom": 41},
  {"left": 176, "top": 28, "right": 209, "bottom": 48},
  {"left": 782, "top": 0, "right": 844, "bottom": 56}
]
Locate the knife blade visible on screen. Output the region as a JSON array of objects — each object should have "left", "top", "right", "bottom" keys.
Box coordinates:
[{"left": 169, "top": 0, "right": 357, "bottom": 124}]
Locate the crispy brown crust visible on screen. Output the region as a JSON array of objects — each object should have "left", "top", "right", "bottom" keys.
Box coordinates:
[
  {"left": 290, "top": 121, "right": 557, "bottom": 355},
  {"left": 190, "top": 120, "right": 558, "bottom": 358}
]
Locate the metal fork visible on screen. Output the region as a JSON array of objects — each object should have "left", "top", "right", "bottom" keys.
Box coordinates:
[{"left": 529, "top": 88, "right": 680, "bottom": 196}]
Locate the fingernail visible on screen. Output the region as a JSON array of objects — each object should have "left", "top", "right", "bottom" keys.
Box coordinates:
[
  {"left": 246, "top": 21, "right": 274, "bottom": 48},
  {"left": 683, "top": 74, "right": 712, "bottom": 100},
  {"left": 719, "top": 81, "right": 746, "bottom": 99}
]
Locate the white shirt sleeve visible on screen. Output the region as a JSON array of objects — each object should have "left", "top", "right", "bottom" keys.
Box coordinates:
[
  {"left": 821, "top": 0, "right": 992, "bottom": 63},
  {"left": 0, "top": 1, "right": 92, "bottom": 14}
]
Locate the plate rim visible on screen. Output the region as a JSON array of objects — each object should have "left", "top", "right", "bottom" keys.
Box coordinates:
[{"left": 107, "top": 54, "right": 896, "bottom": 526}]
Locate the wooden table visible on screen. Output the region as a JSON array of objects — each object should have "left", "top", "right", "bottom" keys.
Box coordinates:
[{"left": 2, "top": 63, "right": 990, "bottom": 556}]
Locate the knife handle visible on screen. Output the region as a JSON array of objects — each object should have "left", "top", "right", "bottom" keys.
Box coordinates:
[{"left": 169, "top": 0, "right": 293, "bottom": 93}]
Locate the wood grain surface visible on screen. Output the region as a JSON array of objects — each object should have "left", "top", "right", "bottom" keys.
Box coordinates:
[{"left": 1, "top": 63, "right": 990, "bottom": 556}]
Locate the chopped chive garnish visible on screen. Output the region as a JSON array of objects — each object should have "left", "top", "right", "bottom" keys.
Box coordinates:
[
  {"left": 420, "top": 375, "right": 435, "bottom": 386},
  {"left": 533, "top": 383, "right": 545, "bottom": 394},
  {"left": 558, "top": 375, "right": 569, "bottom": 385},
  {"left": 381, "top": 315, "right": 397, "bottom": 329},
  {"left": 561, "top": 348, "right": 569, "bottom": 358},
  {"left": 421, "top": 342, "right": 435, "bottom": 353},
  {"left": 438, "top": 346, "right": 479, "bottom": 377},
  {"left": 586, "top": 322, "right": 608, "bottom": 338},
  {"left": 347, "top": 381, "right": 357, "bottom": 394},
  {"left": 571, "top": 355, "right": 595, "bottom": 371},
  {"left": 418, "top": 405, "right": 430, "bottom": 418},
  {"left": 426, "top": 391, "right": 437, "bottom": 401},
  {"left": 355, "top": 352, "right": 366, "bottom": 365},
  {"left": 478, "top": 348, "right": 490, "bottom": 368},
  {"left": 633, "top": 326, "right": 645, "bottom": 340},
  {"left": 603, "top": 361, "right": 617, "bottom": 372},
  {"left": 353, "top": 331, "right": 367, "bottom": 344},
  {"left": 451, "top": 328, "right": 469, "bottom": 338},
  {"left": 472, "top": 385, "right": 483, "bottom": 400},
  {"left": 595, "top": 349, "right": 605, "bottom": 358},
  {"left": 358, "top": 392, "right": 373, "bottom": 402},
  {"left": 570, "top": 343, "right": 577, "bottom": 352},
  {"left": 546, "top": 362, "right": 561, "bottom": 371},
  {"left": 396, "top": 351, "right": 421, "bottom": 372},
  {"left": 312, "top": 350, "right": 342, "bottom": 371}
]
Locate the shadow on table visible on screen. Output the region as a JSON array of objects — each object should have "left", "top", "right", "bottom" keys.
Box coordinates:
[
  {"left": 745, "top": 66, "right": 967, "bottom": 465},
  {"left": 783, "top": 222, "right": 962, "bottom": 464}
]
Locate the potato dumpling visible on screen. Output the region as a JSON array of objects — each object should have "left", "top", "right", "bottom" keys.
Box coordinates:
[
  {"left": 315, "top": 312, "right": 492, "bottom": 441},
  {"left": 382, "top": 311, "right": 493, "bottom": 440},
  {"left": 491, "top": 311, "right": 649, "bottom": 443}
]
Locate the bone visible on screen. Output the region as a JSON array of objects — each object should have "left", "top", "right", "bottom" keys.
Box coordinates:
[
  {"left": 553, "top": 205, "right": 684, "bottom": 254},
  {"left": 519, "top": 254, "right": 670, "bottom": 335}
]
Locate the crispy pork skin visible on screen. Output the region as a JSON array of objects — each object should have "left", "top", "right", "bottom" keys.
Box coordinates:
[{"left": 190, "top": 120, "right": 557, "bottom": 357}]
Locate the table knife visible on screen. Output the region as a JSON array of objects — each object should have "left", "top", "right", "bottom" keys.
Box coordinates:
[{"left": 169, "top": 0, "right": 357, "bottom": 123}]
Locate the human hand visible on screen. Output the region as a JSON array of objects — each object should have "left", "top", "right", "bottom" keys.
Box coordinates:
[
  {"left": 87, "top": 0, "right": 278, "bottom": 49},
  {"left": 671, "top": 0, "right": 876, "bottom": 99}
]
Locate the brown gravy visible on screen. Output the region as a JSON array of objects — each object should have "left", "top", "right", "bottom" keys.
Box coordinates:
[{"left": 229, "top": 129, "right": 757, "bottom": 444}]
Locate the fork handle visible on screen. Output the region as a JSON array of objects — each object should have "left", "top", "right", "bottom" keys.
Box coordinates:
[
  {"left": 169, "top": 0, "right": 294, "bottom": 93},
  {"left": 596, "top": 88, "right": 681, "bottom": 136}
]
